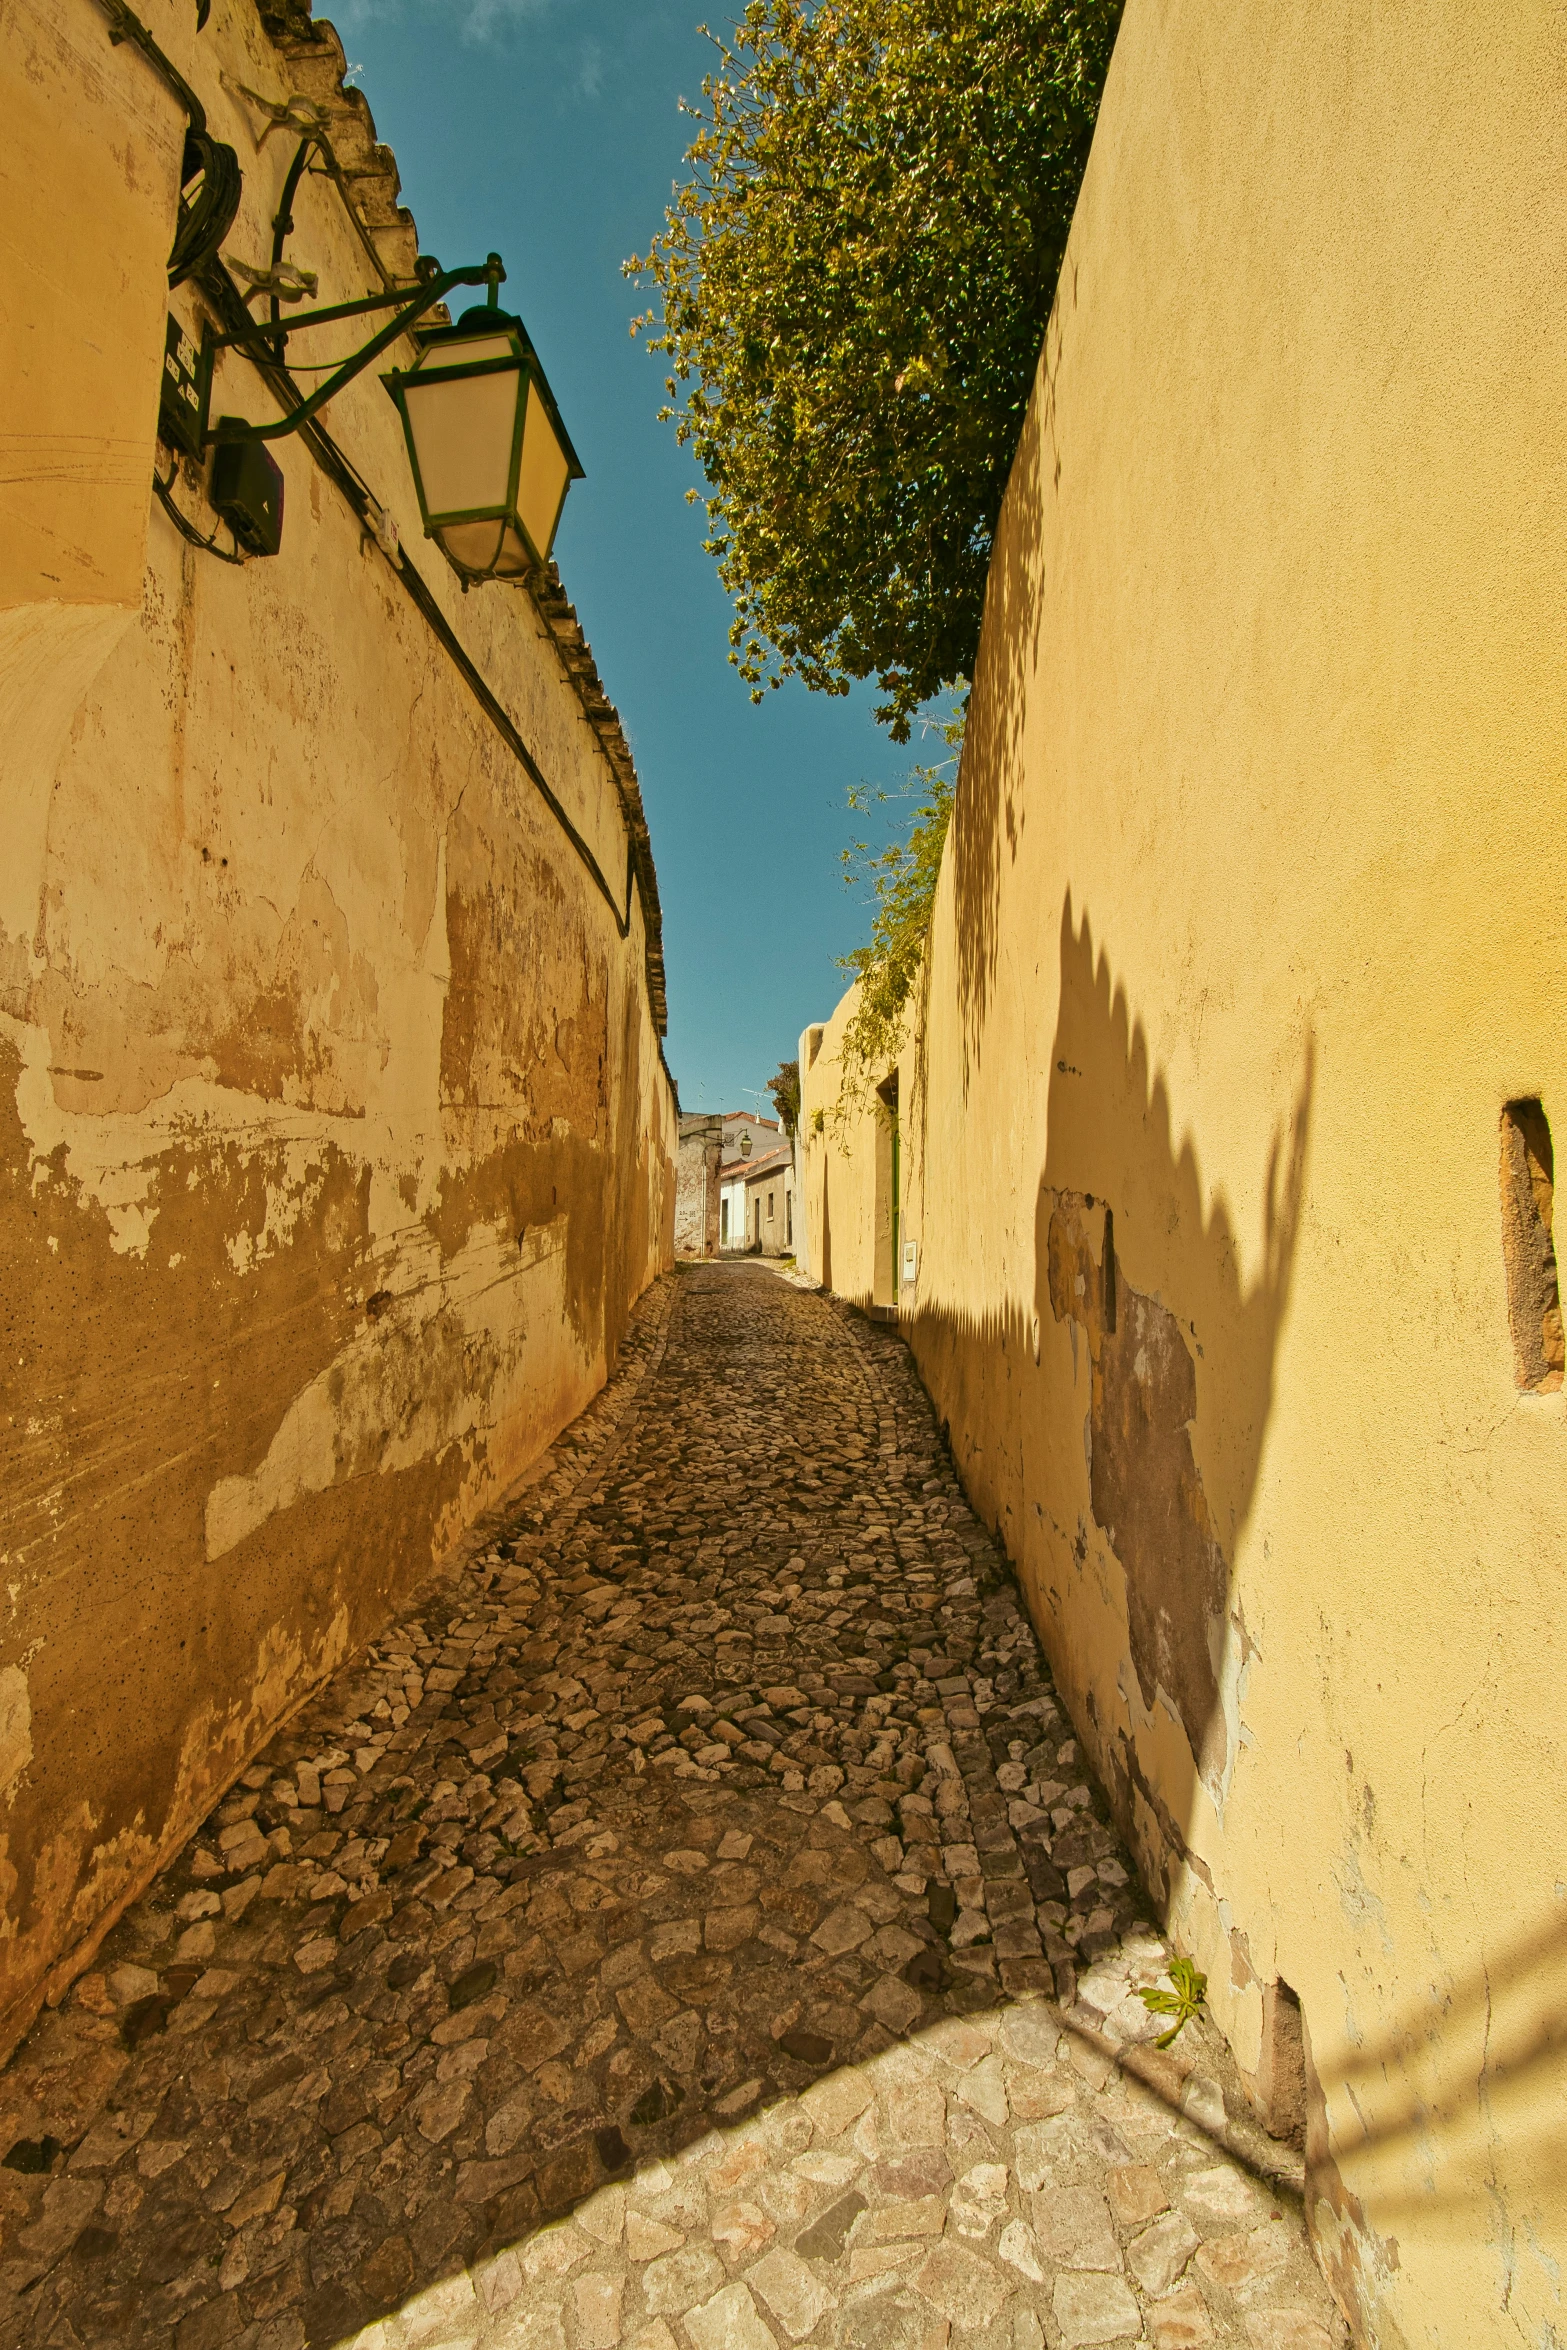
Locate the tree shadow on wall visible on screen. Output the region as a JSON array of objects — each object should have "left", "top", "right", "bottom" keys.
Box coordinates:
[
  {"left": 1031, "top": 893, "right": 1313, "bottom": 1845},
  {"left": 1299, "top": 1904, "right": 1567, "bottom": 2338},
  {"left": 908, "top": 892, "right": 1311, "bottom": 1896},
  {"left": 950, "top": 309, "right": 1063, "bottom": 1079}
]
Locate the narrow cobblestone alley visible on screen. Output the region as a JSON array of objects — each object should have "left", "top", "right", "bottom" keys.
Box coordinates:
[{"left": 0, "top": 1268, "right": 1346, "bottom": 2350}]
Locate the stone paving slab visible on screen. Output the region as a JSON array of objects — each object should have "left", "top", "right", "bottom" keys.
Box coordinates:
[{"left": 0, "top": 1266, "right": 1347, "bottom": 2350}]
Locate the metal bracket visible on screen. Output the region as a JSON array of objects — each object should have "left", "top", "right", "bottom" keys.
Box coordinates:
[
  {"left": 229, "top": 258, "right": 320, "bottom": 303},
  {"left": 219, "top": 73, "right": 331, "bottom": 143},
  {"left": 199, "top": 256, "right": 504, "bottom": 447}
]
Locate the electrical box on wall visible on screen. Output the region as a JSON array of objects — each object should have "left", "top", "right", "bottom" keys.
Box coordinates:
[
  {"left": 903, "top": 1238, "right": 918, "bottom": 1283},
  {"left": 158, "top": 316, "right": 205, "bottom": 457},
  {"left": 211, "top": 429, "right": 285, "bottom": 557}
]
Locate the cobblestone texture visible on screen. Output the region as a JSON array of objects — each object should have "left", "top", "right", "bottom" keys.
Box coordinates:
[{"left": 0, "top": 1266, "right": 1347, "bottom": 2350}]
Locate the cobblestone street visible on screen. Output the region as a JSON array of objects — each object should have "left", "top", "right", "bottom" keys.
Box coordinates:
[{"left": 0, "top": 1266, "right": 1345, "bottom": 2350}]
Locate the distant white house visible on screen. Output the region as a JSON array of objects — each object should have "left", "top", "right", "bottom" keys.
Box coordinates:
[{"left": 720, "top": 1139, "right": 795, "bottom": 1256}]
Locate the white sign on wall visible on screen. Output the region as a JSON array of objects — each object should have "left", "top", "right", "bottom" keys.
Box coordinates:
[{"left": 902, "top": 1238, "right": 918, "bottom": 1282}]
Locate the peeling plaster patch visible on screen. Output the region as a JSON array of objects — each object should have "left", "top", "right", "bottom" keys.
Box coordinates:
[
  {"left": 224, "top": 1143, "right": 332, "bottom": 1274},
  {"left": 205, "top": 1215, "right": 570, "bottom": 1560},
  {"left": 2, "top": 1015, "right": 380, "bottom": 1255},
  {"left": 0, "top": 1669, "right": 32, "bottom": 1802},
  {"left": 1308, "top": 2189, "right": 1405, "bottom": 2350},
  {"left": 100, "top": 1193, "right": 155, "bottom": 1257},
  {"left": 1335, "top": 1845, "right": 1396, "bottom": 1958},
  {"left": 1048, "top": 1188, "right": 1230, "bottom": 1795}
]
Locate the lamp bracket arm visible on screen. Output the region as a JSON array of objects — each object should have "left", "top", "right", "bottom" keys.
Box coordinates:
[
  {"left": 209, "top": 265, "right": 483, "bottom": 349},
  {"left": 202, "top": 265, "right": 491, "bottom": 447}
]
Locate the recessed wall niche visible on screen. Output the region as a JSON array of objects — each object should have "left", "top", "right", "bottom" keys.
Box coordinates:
[{"left": 1500, "top": 1098, "right": 1564, "bottom": 1393}]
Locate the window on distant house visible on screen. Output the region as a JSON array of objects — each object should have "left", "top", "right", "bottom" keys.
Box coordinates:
[
  {"left": 786, "top": 1188, "right": 793, "bottom": 1245},
  {"left": 767, "top": 1191, "right": 775, "bottom": 1219}
]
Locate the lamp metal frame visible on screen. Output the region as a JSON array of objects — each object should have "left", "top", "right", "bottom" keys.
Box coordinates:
[
  {"left": 193, "top": 254, "right": 507, "bottom": 449},
  {"left": 381, "top": 302, "right": 584, "bottom": 580}
]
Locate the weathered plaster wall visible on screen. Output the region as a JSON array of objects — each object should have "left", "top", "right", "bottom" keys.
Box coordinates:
[
  {"left": 803, "top": 3, "right": 1567, "bottom": 2340},
  {"left": 800, "top": 1002, "right": 905, "bottom": 1315},
  {"left": 801, "top": 1007, "right": 909, "bottom": 1316},
  {"left": 675, "top": 1114, "right": 722, "bottom": 1257},
  {"left": 0, "top": 0, "right": 675, "bottom": 2059},
  {"left": 1, "top": 0, "right": 185, "bottom": 946},
  {"left": 742, "top": 1153, "right": 795, "bottom": 1258}
]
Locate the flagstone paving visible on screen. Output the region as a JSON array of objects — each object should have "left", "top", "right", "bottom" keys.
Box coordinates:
[{"left": 0, "top": 1264, "right": 1347, "bottom": 2350}]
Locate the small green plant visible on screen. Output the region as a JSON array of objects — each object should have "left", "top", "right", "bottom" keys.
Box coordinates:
[
  {"left": 1138, "top": 1956, "right": 1207, "bottom": 2048},
  {"left": 810, "top": 1106, "right": 825, "bottom": 1136},
  {"left": 832, "top": 705, "right": 962, "bottom": 1116}
]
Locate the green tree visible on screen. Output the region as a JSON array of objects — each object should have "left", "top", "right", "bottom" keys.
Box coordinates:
[
  {"left": 767, "top": 1059, "right": 802, "bottom": 1134},
  {"left": 627, "top": 0, "right": 1122, "bottom": 739}
]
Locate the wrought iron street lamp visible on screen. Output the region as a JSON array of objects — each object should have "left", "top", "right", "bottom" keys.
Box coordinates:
[
  {"left": 382, "top": 261, "right": 583, "bottom": 585},
  {"left": 186, "top": 252, "right": 581, "bottom": 577}
]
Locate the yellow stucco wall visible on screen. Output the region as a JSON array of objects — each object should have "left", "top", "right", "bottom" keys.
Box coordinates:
[
  {"left": 800, "top": 1001, "right": 908, "bottom": 1319},
  {"left": 1, "top": 0, "right": 187, "bottom": 897},
  {"left": 0, "top": 0, "right": 674, "bottom": 2058},
  {"left": 804, "top": 4, "right": 1567, "bottom": 2341}
]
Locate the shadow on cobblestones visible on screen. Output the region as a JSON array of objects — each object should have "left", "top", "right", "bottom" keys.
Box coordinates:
[{"left": 0, "top": 1267, "right": 1344, "bottom": 2350}]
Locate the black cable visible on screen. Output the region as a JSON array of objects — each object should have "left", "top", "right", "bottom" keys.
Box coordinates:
[
  {"left": 97, "top": 0, "right": 208, "bottom": 127},
  {"left": 169, "top": 129, "right": 243, "bottom": 289},
  {"left": 94, "top": 0, "right": 243, "bottom": 287},
  {"left": 152, "top": 458, "right": 246, "bottom": 564},
  {"left": 390, "top": 545, "right": 636, "bottom": 939}
]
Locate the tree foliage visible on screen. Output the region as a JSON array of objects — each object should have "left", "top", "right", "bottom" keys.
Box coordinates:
[
  {"left": 767, "top": 1058, "right": 801, "bottom": 1133},
  {"left": 627, "top": 0, "right": 1122, "bottom": 738}
]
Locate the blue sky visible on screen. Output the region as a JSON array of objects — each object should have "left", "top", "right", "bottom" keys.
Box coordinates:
[{"left": 333, "top": 0, "right": 924, "bottom": 1114}]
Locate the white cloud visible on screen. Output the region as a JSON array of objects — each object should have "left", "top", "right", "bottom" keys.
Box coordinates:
[
  {"left": 574, "top": 35, "right": 604, "bottom": 98},
  {"left": 458, "top": 0, "right": 553, "bottom": 44},
  {"left": 329, "top": 0, "right": 556, "bottom": 44}
]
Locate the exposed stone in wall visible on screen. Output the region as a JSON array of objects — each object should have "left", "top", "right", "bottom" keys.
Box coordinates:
[
  {"left": 674, "top": 1116, "right": 723, "bottom": 1258},
  {"left": 1044, "top": 1191, "right": 1228, "bottom": 1799},
  {"left": 1498, "top": 1098, "right": 1563, "bottom": 1392}
]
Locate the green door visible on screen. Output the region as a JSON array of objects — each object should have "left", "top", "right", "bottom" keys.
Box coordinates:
[{"left": 891, "top": 1106, "right": 900, "bottom": 1301}]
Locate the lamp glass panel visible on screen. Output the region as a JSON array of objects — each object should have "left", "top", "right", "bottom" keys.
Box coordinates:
[
  {"left": 436, "top": 518, "right": 505, "bottom": 574},
  {"left": 435, "top": 333, "right": 516, "bottom": 366},
  {"left": 403, "top": 359, "right": 520, "bottom": 519},
  {"left": 493, "top": 521, "right": 532, "bottom": 577},
  {"left": 517, "top": 387, "right": 571, "bottom": 562},
  {"left": 437, "top": 518, "right": 532, "bottom": 578}
]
